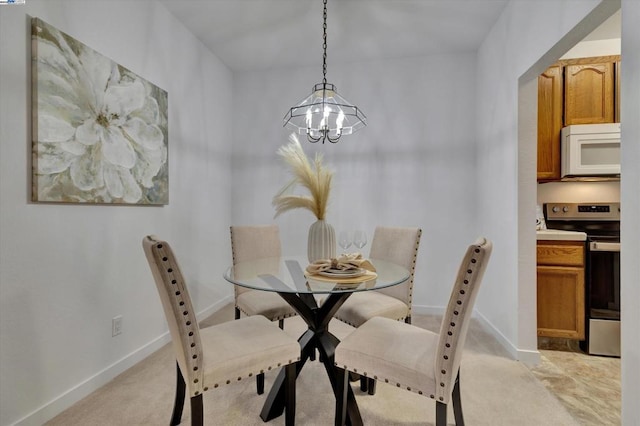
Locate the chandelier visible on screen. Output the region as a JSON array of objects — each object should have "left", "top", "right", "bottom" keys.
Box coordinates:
[{"left": 283, "top": 0, "right": 366, "bottom": 144}]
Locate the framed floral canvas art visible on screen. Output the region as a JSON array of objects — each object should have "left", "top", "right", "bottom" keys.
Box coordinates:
[{"left": 31, "top": 18, "right": 168, "bottom": 204}]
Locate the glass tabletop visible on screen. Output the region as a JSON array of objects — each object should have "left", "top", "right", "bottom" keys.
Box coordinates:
[{"left": 223, "top": 255, "right": 410, "bottom": 294}]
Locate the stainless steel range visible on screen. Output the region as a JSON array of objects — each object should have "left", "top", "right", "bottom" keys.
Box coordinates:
[{"left": 544, "top": 202, "right": 621, "bottom": 357}]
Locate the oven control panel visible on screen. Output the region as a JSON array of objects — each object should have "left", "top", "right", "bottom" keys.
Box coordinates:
[{"left": 545, "top": 203, "right": 620, "bottom": 221}]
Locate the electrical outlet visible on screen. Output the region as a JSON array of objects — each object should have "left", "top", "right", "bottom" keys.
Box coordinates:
[{"left": 112, "top": 316, "right": 123, "bottom": 337}]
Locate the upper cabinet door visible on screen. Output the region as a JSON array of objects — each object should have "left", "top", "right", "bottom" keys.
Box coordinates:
[
  {"left": 615, "top": 60, "right": 621, "bottom": 123},
  {"left": 564, "top": 59, "right": 615, "bottom": 125},
  {"left": 538, "top": 65, "right": 564, "bottom": 181}
]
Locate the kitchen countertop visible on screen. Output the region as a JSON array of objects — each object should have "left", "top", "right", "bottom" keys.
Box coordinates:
[{"left": 536, "top": 229, "right": 587, "bottom": 241}]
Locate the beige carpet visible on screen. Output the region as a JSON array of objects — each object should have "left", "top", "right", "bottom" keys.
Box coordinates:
[{"left": 46, "top": 306, "right": 579, "bottom": 425}]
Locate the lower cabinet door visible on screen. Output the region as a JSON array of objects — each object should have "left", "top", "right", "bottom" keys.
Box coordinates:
[{"left": 537, "top": 265, "right": 585, "bottom": 339}]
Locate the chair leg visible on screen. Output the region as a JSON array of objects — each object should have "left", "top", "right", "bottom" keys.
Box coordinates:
[
  {"left": 335, "top": 368, "right": 349, "bottom": 426},
  {"left": 285, "top": 363, "right": 296, "bottom": 426},
  {"left": 190, "top": 394, "right": 203, "bottom": 426},
  {"left": 436, "top": 401, "right": 447, "bottom": 426},
  {"left": 171, "top": 362, "right": 186, "bottom": 426},
  {"left": 452, "top": 371, "right": 465, "bottom": 425},
  {"left": 359, "top": 376, "right": 368, "bottom": 392},
  {"left": 367, "top": 378, "right": 376, "bottom": 395},
  {"left": 257, "top": 372, "right": 265, "bottom": 395},
  {"left": 234, "top": 307, "right": 241, "bottom": 320},
  {"left": 359, "top": 376, "right": 377, "bottom": 395},
  {"left": 279, "top": 318, "right": 285, "bottom": 329}
]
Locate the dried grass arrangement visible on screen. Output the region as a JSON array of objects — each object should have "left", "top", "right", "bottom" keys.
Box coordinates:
[{"left": 272, "top": 134, "right": 333, "bottom": 220}]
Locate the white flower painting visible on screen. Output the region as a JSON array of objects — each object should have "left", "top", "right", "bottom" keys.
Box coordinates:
[{"left": 31, "top": 18, "right": 168, "bottom": 204}]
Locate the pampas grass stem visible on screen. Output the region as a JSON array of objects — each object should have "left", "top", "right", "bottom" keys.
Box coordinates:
[{"left": 272, "top": 134, "right": 333, "bottom": 220}]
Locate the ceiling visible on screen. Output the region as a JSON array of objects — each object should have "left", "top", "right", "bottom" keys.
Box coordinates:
[{"left": 160, "top": 0, "right": 510, "bottom": 72}]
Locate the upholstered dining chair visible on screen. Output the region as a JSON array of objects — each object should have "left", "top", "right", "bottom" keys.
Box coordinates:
[
  {"left": 230, "top": 225, "right": 298, "bottom": 329},
  {"left": 230, "top": 225, "right": 299, "bottom": 394},
  {"left": 334, "top": 237, "right": 492, "bottom": 426},
  {"left": 333, "top": 226, "right": 421, "bottom": 394},
  {"left": 333, "top": 226, "right": 422, "bottom": 327},
  {"left": 143, "top": 235, "right": 299, "bottom": 426}
]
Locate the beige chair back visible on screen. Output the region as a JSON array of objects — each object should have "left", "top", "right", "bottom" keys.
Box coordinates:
[
  {"left": 369, "top": 226, "right": 422, "bottom": 306},
  {"left": 142, "top": 235, "right": 204, "bottom": 397},
  {"left": 434, "top": 237, "right": 492, "bottom": 403},
  {"left": 230, "top": 225, "right": 281, "bottom": 296}
]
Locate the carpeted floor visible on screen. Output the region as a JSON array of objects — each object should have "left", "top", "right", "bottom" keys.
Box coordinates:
[{"left": 46, "top": 305, "right": 582, "bottom": 425}]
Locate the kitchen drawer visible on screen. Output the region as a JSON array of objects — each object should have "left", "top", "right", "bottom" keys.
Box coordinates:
[{"left": 537, "top": 241, "right": 584, "bottom": 266}]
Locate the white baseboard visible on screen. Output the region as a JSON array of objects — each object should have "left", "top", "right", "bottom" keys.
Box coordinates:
[
  {"left": 12, "top": 296, "right": 234, "bottom": 426},
  {"left": 412, "top": 304, "right": 541, "bottom": 365}
]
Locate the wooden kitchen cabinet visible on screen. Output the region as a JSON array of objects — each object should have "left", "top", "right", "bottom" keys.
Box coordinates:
[
  {"left": 615, "top": 59, "right": 621, "bottom": 123},
  {"left": 537, "top": 240, "right": 585, "bottom": 339},
  {"left": 564, "top": 57, "right": 615, "bottom": 125},
  {"left": 537, "top": 65, "right": 564, "bottom": 181},
  {"left": 537, "top": 55, "right": 620, "bottom": 182}
]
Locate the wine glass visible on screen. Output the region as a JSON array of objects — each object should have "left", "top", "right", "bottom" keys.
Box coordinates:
[
  {"left": 353, "top": 230, "right": 367, "bottom": 251},
  {"left": 338, "top": 231, "right": 352, "bottom": 252}
]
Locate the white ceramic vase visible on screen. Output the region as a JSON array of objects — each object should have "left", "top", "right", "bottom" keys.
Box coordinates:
[{"left": 307, "top": 220, "right": 336, "bottom": 263}]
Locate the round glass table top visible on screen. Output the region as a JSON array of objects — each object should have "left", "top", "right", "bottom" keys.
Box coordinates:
[{"left": 223, "top": 256, "right": 410, "bottom": 294}]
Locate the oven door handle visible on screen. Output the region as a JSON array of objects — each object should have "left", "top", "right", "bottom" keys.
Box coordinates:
[{"left": 590, "top": 241, "right": 621, "bottom": 252}]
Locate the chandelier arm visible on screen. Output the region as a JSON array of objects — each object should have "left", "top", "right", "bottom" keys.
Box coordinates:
[
  {"left": 326, "top": 133, "right": 341, "bottom": 144},
  {"left": 307, "top": 131, "right": 322, "bottom": 144}
]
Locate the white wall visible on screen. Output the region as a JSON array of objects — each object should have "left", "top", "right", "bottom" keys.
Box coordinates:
[
  {"left": 478, "top": 0, "right": 640, "bottom": 423},
  {"left": 231, "top": 53, "right": 479, "bottom": 314},
  {"left": 620, "top": 1, "right": 640, "bottom": 422},
  {"left": 0, "top": 1, "right": 233, "bottom": 424},
  {"left": 476, "top": 0, "right": 617, "bottom": 360}
]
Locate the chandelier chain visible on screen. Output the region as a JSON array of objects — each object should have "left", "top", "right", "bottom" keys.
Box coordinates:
[{"left": 322, "top": 0, "right": 328, "bottom": 84}]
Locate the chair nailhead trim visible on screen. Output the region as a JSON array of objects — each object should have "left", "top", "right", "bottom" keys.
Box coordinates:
[{"left": 226, "top": 380, "right": 231, "bottom": 384}]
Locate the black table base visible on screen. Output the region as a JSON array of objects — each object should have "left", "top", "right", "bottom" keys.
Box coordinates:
[{"left": 259, "top": 291, "right": 363, "bottom": 426}]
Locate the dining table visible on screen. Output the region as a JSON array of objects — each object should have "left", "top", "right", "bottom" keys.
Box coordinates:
[{"left": 223, "top": 255, "right": 410, "bottom": 425}]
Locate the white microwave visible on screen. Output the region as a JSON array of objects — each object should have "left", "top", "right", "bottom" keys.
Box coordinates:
[{"left": 561, "top": 123, "right": 621, "bottom": 177}]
